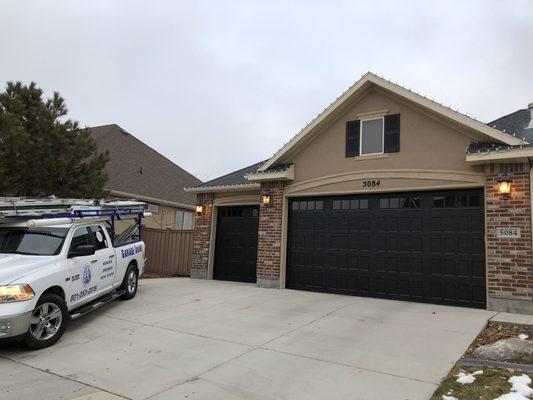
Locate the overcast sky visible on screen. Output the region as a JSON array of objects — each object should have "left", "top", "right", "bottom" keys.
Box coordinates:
[{"left": 1, "top": 1, "right": 532, "bottom": 181}]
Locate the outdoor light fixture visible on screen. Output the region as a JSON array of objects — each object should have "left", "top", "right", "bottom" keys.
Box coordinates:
[
  {"left": 497, "top": 175, "right": 513, "bottom": 198},
  {"left": 195, "top": 204, "right": 204, "bottom": 215},
  {"left": 262, "top": 194, "right": 271, "bottom": 207}
]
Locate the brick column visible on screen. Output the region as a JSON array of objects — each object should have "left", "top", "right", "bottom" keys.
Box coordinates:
[
  {"left": 191, "top": 193, "right": 214, "bottom": 279},
  {"left": 256, "top": 181, "right": 285, "bottom": 288},
  {"left": 485, "top": 162, "right": 533, "bottom": 314}
]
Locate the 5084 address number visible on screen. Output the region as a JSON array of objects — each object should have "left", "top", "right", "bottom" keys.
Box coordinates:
[{"left": 362, "top": 180, "right": 381, "bottom": 188}]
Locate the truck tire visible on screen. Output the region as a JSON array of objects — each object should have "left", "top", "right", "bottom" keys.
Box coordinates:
[
  {"left": 23, "top": 293, "right": 68, "bottom": 350},
  {"left": 119, "top": 264, "right": 138, "bottom": 300}
]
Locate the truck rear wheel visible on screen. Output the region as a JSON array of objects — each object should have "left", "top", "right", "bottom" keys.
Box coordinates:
[
  {"left": 119, "top": 264, "right": 138, "bottom": 300},
  {"left": 23, "top": 293, "right": 68, "bottom": 350}
]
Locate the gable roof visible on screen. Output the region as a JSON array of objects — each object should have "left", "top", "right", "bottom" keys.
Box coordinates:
[
  {"left": 488, "top": 108, "right": 533, "bottom": 143},
  {"left": 259, "top": 72, "right": 523, "bottom": 171},
  {"left": 186, "top": 161, "right": 264, "bottom": 192},
  {"left": 89, "top": 124, "right": 202, "bottom": 206},
  {"left": 466, "top": 107, "right": 533, "bottom": 158}
]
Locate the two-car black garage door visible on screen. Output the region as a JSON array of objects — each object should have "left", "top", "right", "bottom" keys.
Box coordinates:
[{"left": 286, "top": 189, "right": 486, "bottom": 308}]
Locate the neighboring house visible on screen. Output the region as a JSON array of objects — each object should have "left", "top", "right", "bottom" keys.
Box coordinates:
[
  {"left": 90, "top": 124, "right": 201, "bottom": 230},
  {"left": 186, "top": 72, "right": 533, "bottom": 315}
]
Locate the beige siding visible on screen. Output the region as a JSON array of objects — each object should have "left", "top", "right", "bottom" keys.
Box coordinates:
[{"left": 287, "top": 88, "right": 484, "bottom": 195}]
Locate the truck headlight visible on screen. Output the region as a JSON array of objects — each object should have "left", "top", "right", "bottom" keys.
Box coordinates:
[{"left": 0, "top": 284, "right": 35, "bottom": 303}]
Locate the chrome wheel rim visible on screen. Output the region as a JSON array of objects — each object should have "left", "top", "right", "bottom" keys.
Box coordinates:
[
  {"left": 29, "top": 302, "right": 62, "bottom": 341},
  {"left": 127, "top": 270, "right": 137, "bottom": 294}
]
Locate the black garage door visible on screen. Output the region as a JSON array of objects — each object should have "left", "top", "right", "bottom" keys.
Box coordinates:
[
  {"left": 287, "top": 189, "right": 486, "bottom": 308},
  {"left": 214, "top": 206, "right": 259, "bottom": 283}
]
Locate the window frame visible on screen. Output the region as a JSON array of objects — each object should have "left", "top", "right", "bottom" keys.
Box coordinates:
[
  {"left": 89, "top": 224, "right": 109, "bottom": 251},
  {"left": 359, "top": 116, "right": 385, "bottom": 156},
  {"left": 176, "top": 210, "right": 194, "bottom": 230},
  {"left": 68, "top": 226, "right": 94, "bottom": 253}
]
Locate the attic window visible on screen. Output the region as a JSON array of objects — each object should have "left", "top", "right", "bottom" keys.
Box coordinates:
[
  {"left": 360, "top": 118, "right": 384, "bottom": 155},
  {"left": 346, "top": 114, "right": 400, "bottom": 157}
]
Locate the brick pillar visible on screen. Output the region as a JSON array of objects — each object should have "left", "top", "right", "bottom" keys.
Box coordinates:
[
  {"left": 485, "top": 162, "right": 533, "bottom": 314},
  {"left": 256, "top": 181, "right": 285, "bottom": 288},
  {"left": 191, "top": 193, "right": 214, "bottom": 279}
]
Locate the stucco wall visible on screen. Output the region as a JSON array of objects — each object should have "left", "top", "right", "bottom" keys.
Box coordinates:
[{"left": 287, "top": 88, "right": 485, "bottom": 195}]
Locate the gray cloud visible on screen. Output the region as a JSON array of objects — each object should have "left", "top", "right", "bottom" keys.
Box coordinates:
[{"left": 1, "top": 0, "right": 532, "bottom": 181}]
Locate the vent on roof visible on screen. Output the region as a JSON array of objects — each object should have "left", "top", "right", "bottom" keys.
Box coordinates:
[{"left": 528, "top": 103, "right": 533, "bottom": 129}]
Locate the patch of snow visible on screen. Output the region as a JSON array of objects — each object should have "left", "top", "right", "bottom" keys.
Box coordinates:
[
  {"left": 518, "top": 334, "right": 529, "bottom": 341},
  {"left": 442, "top": 396, "right": 458, "bottom": 400},
  {"left": 508, "top": 375, "right": 533, "bottom": 397},
  {"left": 456, "top": 372, "right": 476, "bottom": 384},
  {"left": 473, "top": 370, "right": 484, "bottom": 376},
  {"left": 493, "top": 393, "right": 529, "bottom": 400},
  {"left": 494, "top": 374, "right": 533, "bottom": 400}
]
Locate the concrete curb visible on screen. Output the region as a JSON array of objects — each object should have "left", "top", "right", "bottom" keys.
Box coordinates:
[{"left": 459, "top": 357, "right": 533, "bottom": 373}]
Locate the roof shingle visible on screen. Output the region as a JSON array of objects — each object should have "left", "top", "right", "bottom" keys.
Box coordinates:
[
  {"left": 193, "top": 161, "right": 265, "bottom": 189},
  {"left": 89, "top": 124, "right": 202, "bottom": 205},
  {"left": 468, "top": 109, "right": 533, "bottom": 153}
]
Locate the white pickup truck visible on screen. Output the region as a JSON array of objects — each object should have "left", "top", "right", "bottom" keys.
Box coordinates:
[{"left": 0, "top": 199, "right": 147, "bottom": 349}]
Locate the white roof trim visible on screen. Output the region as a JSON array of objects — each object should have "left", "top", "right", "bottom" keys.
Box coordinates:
[
  {"left": 466, "top": 147, "right": 533, "bottom": 164},
  {"left": 106, "top": 189, "right": 195, "bottom": 210},
  {"left": 259, "top": 72, "right": 524, "bottom": 171},
  {"left": 245, "top": 165, "right": 294, "bottom": 182},
  {"left": 184, "top": 183, "right": 260, "bottom": 193}
]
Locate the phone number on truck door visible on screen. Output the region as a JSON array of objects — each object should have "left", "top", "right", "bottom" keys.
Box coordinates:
[{"left": 70, "top": 285, "right": 97, "bottom": 303}]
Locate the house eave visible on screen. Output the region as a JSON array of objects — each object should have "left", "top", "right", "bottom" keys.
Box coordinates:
[
  {"left": 106, "top": 189, "right": 195, "bottom": 210},
  {"left": 184, "top": 183, "right": 261, "bottom": 193},
  {"left": 466, "top": 148, "right": 533, "bottom": 164},
  {"left": 245, "top": 165, "right": 294, "bottom": 182}
]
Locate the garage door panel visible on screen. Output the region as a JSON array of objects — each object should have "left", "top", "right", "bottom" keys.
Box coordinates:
[
  {"left": 214, "top": 206, "right": 258, "bottom": 283},
  {"left": 287, "top": 189, "right": 486, "bottom": 308}
]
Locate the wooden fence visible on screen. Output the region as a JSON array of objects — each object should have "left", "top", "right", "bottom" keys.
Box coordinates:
[{"left": 142, "top": 228, "right": 194, "bottom": 276}]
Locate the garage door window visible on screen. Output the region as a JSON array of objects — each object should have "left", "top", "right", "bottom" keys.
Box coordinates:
[
  {"left": 292, "top": 200, "right": 323, "bottom": 211},
  {"left": 361, "top": 118, "right": 384, "bottom": 155},
  {"left": 332, "top": 199, "right": 368, "bottom": 210},
  {"left": 379, "top": 197, "right": 420, "bottom": 209},
  {"left": 433, "top": 193, "right": 482, "bottom": 208}
]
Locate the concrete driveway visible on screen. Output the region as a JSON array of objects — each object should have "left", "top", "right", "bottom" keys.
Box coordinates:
[{"left": 0, "top": 278, "right": 496, "bottom": 400}]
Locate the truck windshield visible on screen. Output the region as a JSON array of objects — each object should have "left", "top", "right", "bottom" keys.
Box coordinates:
[{"left": 0, "top": 227, "right": 69, "bottom": 256}]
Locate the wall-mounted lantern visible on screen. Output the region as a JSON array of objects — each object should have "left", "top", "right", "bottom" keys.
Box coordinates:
[
  {"left": 262, "top": 194, "right": 271, "bottom": 207},
  {"left": 497, "top": 174, "right": 513, "bottom": 199},
  {"left": 195, "top": 204, "right": 204, "bottom": 215}
]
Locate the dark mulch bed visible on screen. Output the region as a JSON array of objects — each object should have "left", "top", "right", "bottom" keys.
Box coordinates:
[{"left": 464, "top": 321, "right": 533, "bottom": 361}]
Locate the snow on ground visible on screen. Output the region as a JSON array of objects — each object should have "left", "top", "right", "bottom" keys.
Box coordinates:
[
  {"left": 508, "top": 375, "right": 533, "bottom": 397},
  {"left": 456, "top": 370, "right": 483, "bottom": 384},
  {"left": 494, "top": 374, "right": 533, "bottom": 400}
]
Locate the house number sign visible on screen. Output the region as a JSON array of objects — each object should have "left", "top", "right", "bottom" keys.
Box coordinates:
[
  {"left": 497, "top": 227, "right": 521, "bottom": 239},
  {"left": 362, "top": 180, "right": 381, "bottom": 188}
]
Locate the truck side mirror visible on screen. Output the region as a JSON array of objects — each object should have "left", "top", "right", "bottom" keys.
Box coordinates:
[{"left": 68, "top": 244, "right": 96, "bottom": 258}]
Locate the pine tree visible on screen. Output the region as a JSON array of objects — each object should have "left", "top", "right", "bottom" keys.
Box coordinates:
[{"left": 0, "top": 82, "right": 108, "bottom": 198}]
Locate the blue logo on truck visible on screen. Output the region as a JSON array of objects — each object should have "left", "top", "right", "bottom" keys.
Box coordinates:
[{"left": 81, "top": 265, "right": 92, "bottom": 287}]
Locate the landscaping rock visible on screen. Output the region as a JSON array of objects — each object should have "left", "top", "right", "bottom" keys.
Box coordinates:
[{"left": 473, "top": 339, "right": 533, "bottom": 363}]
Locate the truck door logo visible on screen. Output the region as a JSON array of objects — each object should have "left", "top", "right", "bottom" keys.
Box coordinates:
[{"left": 81, "top": 265, "right": 92, "bottom": 287}]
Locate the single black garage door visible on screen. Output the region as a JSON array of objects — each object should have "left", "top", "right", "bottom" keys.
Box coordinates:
[
  {"left": 287, "top": 189, "right": 486, "bottom": 308},
  {"left": 214, "top": 206, "right": 259, "bottom": 283}
]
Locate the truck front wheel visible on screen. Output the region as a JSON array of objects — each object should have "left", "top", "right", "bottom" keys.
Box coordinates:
[
  {"left": 119, "top": 264, "right": 138, "bottom": 300},
  {"left": 23, "top": 293, "right": 68, "bottom": 350}
]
